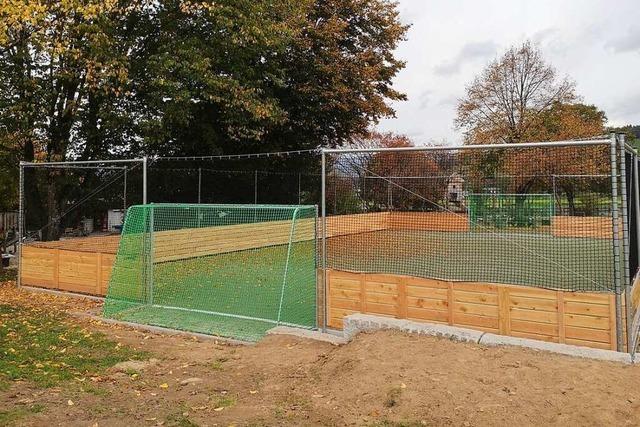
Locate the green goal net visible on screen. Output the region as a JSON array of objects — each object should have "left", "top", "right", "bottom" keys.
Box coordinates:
[
  {"left": 466, "top": 194, "right": 554, "bottom": 230},
  {"left": 103, "top": 204, "right": 317, "bottom": 342}
]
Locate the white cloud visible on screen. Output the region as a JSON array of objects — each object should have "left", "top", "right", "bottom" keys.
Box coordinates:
[
  {"left": 433, "top": 41, "right": 498, "bottom": 76},
  {"left": 377, "top": 0, "right": 640, "bottom": 146}
]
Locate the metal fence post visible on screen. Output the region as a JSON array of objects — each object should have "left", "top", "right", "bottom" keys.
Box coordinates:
[
  {"left": 610, "top": 133, "right": 624, "bottom": 351},
  {"left": 618, "top": 134, "right": 633, "bottom": 352},
  {"left": 321, "top": 150, "right": 328, "bottom": 332},
  {"left": 123, "top": 166, "right": 128, "bottom": 210},
  {"left": 198, "top": 167, "right": 202, "bottom": 204},
  {"left": 142, "top": 156, "right": 148, "bottom": 205},
  {"left": 17, "top": 162, "right": 24, "bottom": 288},
  {"left": 633, "top": 153, "right": 640, "bottom": 353},
  {"left": 254, "top": 170, "right": 258, "bottom": 205}
]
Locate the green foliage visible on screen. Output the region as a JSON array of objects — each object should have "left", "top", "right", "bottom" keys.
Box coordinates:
[
  {"left": 0, "top": 304, "right": 147, "bottom": 388},
  {"left": 608, "top": 124, "right": 640, "bottom": 149},
  {"left": 0, "top": 0, "right": 408, "bottom": 209}
]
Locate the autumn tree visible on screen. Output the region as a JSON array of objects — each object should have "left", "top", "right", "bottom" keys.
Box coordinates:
[
  {"left": 456, "top": 41, "right": 576, "bottom": 145},
  {"left": 0, "top": 0, "right": 408, "bottom": 236},
  {"left": 455, "top": 42, "right": 609, "bottom": 215}
]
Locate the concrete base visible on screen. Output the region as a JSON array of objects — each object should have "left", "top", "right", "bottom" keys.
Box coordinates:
[
  {"left": 20, "top": 285, "right": 105, "bottom": 302},
  {"left": 343, "top": 314, "right": 634, "bottom": 364},
  {"left": 267, "top": 326, "right": 348, "bottom": 345},
  {"left": 70, "top": 311, "right": 252, "bottom": 346}
]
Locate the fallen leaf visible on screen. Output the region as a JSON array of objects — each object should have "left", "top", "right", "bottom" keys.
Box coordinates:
[{"left": 67, "top": 399, "right": 74, "bottom": 406}]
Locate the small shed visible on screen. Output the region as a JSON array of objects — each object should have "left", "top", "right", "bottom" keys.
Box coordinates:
[{"left": 447, "top": 173, "right": 465, "bottom": 211}]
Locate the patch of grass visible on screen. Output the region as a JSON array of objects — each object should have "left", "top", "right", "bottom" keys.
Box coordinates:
[
  {"left": 0, "top": 268, "right": 17, "bottom": 283},
  {"left": 209, "top": 357, "right": 227, "bottom": 371},
  {"left": 81, "top": 383, "right": 111, "bottom": 397},
  {"left": 165, "top": 411, "right": 199, "bottom": 427},
  {"left": 0, "top": 403, "right": 45, "bottom": 426},
  {"left": 0, "top": 304, "right": 148, "bottom": 388},
  {"left": 214, "top": 396, "right": 236, "bottom": 409},
  {"left": 370, "top": 421, "right": 425, "bottom": 427}
]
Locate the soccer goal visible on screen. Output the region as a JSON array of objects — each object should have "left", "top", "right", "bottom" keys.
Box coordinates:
[
  {"left": 103, "top": 204, "right": 317, "bottom": 341},
  {"left": 466, "top": 193, "right": 554, "bottom": 230}
]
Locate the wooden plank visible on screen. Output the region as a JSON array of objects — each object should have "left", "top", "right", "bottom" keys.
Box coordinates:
[
  {"left": 563, "top": 292, "right": 610, "bottom": 305},
  {"left": 563, "top": 301, "right": 610, "bottom": 317},
  {"left": 510, "top": 330, "right": 559, "bottom": 343},
  {"left": 510, "top": 319, "right": 559, "bottom": 336},
  {"left": 359, "top": 274, "right": 367, "bottom": 314},
  {"left": 453, "top": 282, "right": 498, "bottom": 294},
  {"left": 405, "top": 276, "right": 449, "bottom": 290},
  {"left": 609, "top": 294, "right": 617, "bottom": 350},
  {"left": 509, "top": 295, "right": 558, "bottom": 312},
  {"left": 447, "top": 282, "right": 454, "bottom": 325},
  {"left": 564, "top": 313, "right": 610, "bottom": 330},
  {"left": 557, "top": 291, "right": 565, "bottom": 344},
  {"left": 407, "top": 307, "right": 449, "bottom": 323},
  {"left": 52, "top": 249, "right": 60, "bottom": 289},
  {"left": 452, "top": 301, "right": 499, "bottom": 317},
  {"left": 454, "top": 312, "right": 500, "bottom": 330},
  {"left": 564, "top": 326, "right": 611, "bottom": 344},
  {"left": 498, "top": 287, "right": 510, "bottom": 335},
  {"left": 510, "top": 307, "right": 558, "bottom": 324},
  {"left": 507, "top": 286, "right": 558, "bottom": 300},
  {"left": 454, "top": 290, "right": 498, "bottom": 305},
  {"left": 397, "top": 277, "right": 407, "bottom": 319},
  {"left": 406, "top": 286, "right": 449, "bottom": 299},
  {"left": 407, "top": 297, "right": 449, "bottom": 311},
  {"left": 365, "top": 292, "right": 398, "bottom": 305},
  {"left": 388, "top": 212, "right": 469, "bottom": 232},
  {"left": 331, "top": 288, "right": 360, "bottom": 301},
  {"left": 364, "top": 302, "right": 398, "bottom": 317},
  {"left": 330, "top": 298, "right": 361, "bottom": 311},
  {"left": 364, "top": 280, "right": 397, "bottom": 295}
]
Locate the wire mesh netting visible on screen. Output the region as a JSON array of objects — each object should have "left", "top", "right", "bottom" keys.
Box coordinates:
[
  {"left": 147, "top": 152, "right": 322, "bottom": 206},
  {"left": 103, "top": 204, "right": 317, "bottom": 341},
  {"left": 325, "top": 143, "right": 621, "bottom": 293},
  {"left": 21, "top": 162, "right": 144, "bottom": 244}
]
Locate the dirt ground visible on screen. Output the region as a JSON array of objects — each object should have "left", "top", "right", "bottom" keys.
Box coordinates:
[{"left": 2, "top": 282, "right": 640, "bottom": 426}]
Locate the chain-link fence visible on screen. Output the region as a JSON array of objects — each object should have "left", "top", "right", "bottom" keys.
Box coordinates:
[
  {"left": 321, "top": 136, "right": 640, "bottom": 352},
  {"left": 147, "top": 152, "right": 322, "bottom": 206},
  {"left": 19, "top": 160, "right": 145, "bottom": 243}
]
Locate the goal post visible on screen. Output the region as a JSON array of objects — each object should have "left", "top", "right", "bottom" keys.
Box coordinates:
[
  {"left": 103, "top": 203, "right": 318, "bottom": 341},
  {"left": 466, "top": 193, "right": 554, "bottom": 230}
]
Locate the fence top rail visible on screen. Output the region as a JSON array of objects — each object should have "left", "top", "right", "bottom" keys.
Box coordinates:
[
  {"left": 132, "top": 203, "right": 317, "bottom": 210},
  {"left": 624, "top": 142, "right": 638, "bottom": 156},
  {"left": 21, "top": 158, "right": 145, "bottom": 167},
  {"left": 323, "top": 138, "right": 612, "bottom": 154}
]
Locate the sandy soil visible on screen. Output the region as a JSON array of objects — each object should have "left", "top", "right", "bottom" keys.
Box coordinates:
[{"left": 2, "top": 284, "right": 640, "bottom": 426}]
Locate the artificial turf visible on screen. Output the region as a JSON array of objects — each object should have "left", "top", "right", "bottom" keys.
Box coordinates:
[{"left": 104, "top": 228, "right": 616, "bottom": 342}]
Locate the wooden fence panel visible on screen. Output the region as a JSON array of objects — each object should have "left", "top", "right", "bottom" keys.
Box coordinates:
[{"left": 327, "top": 269, "right": 622, "bottom": 351}]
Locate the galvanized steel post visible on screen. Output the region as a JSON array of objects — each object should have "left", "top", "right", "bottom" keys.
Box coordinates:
[
  {"left": 618, "top": 134, "right": 633, "bottom": 351},
  {"left": 321, "top": 149, "right": 327, "bottom": 332},
  {"left": 610, "top": 133, "right": 624, "bottom": 351},
  {"left": 17, "top": 162, "right": 24, "bottom": 288}
]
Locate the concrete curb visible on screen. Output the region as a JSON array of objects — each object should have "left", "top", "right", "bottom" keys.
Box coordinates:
[
  {"left": 343, "top": 314, "right": 483, "bottom": 343},
  {"left": 267, "top": 326, "right": 349, "bottom": 345},
  {"left": 344, "top": 314, "right": 634, "bottom": 364},
  {"left": 20, "top": 285, "right": 105, "bottom": 302},
  {"left": 70, "top": 311, "right": 252, "bottom": 346}
]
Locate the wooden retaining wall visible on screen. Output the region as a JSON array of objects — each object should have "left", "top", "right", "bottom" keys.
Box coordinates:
[
  {"left": 21, "top": 245, "right": 114, "bottom": 296},
  {"left": 327, "top": 269, "right": 624, "bottom": 351},
  {"left": 387, "top": 212, "right": 469, "bottom": 232}
]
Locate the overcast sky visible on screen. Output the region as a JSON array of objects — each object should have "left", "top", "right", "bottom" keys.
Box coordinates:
[{"left": 377, "top": 0, "right": 640, "bottom": 146}]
